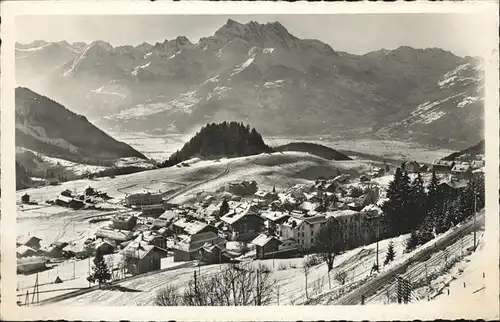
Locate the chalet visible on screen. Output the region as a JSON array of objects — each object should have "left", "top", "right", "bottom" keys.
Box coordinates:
[
  {"left": 260, "top": 211, "right": 290, "bottom": 232},
  {"left": 16, "top": 236, "right": 42, "bottom": 250},
  {"left": 471, "top": 160, "right": 485, "bottom": 169},
  {"left": 276, "top": 239, "right": 301, "bottom": 257},
  {"left": 199, "top": 244, "right": 231, "bottom": 264},
  {"left": 111, "top": 213, "right": 138, "bottom": 231},
  {"left": 40, "top": 241, "right": 69, "bottom": 258},
  {"left": 21, "top": 193, "right": 30, "bottom": 204},
  {"left": 171, "top": 218, "right": 218, "bottom": 236},
  {"left": 16, "top": 245, "right": 38, "bottom": 258},
  {"left": 17, "top": 257, "right": 47, "bottom": 274},
  {"left": 254, "top": 190, "right": 279, "bottom": 202},
  {"left": 62, "top": 242, "right": 89, "bottom": 259},
  {"left": 141, "top": 204, "right": 165, "bottom": 217},
  {"left": 136, "top": 231, "right": 168, "bottom": 249},
  {"left": 251, "top": 234, "right": 282, "bottom": 259},
  {"left": 432, "top": 160, "right": 455, "bottom": 173},
  {"left": 94, "top": 240, "right": 115, "bottom": 255},
  {"left": 220, "top": 204, "right": 265, "bottom": 241},
  {"left": 404, "top": 161, "right": 420, "bottom": 173},
  {"left": 61, "top": 189, "right": 73, "bottom": 197},
  {"left": 55, "top": 195, "right": 72, "bottom": 207},
  {"left": 229, "top": 180, "right": 258, "bottom": 196},
  {"left": 359, "top": 175, "right": 371, "bottom": 183},
  {"left": 125, "top": 192, "right": 163, "bottom": 207},
  {"left": 438, "top": 179, "right": 469, "bottom": 197},
  {"left": 95, "top": 228, "right": 134, "bottom": 243},
  {"left": 121, "top": 241, "right": 168, "bottom": 275},
  {"left": 173, "top": 231, "right": 226, "bottom": 262},
  {"left": 333, "top": 174, "right": 349, "bottom": 183},
  {"left": 451, "top": 164, "right": 473, "bottom": 180}
]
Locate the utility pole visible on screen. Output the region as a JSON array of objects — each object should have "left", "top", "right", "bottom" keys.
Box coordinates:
[
  {"left": 473, "top": 185, "right": 477, "bottom": 250},
  {"left": 194, "top": 270, "right": 198, "bottom": 295},
  {"left": 277, "top": 285, "right": 280, "bottom": 305},
  {"left": 425, "top": 263, "right": 429, "bottom": 288}
]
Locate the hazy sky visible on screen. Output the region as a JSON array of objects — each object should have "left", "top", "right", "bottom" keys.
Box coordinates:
[{"left": 16, "top": 14, "right": 490, "bottom": 57}]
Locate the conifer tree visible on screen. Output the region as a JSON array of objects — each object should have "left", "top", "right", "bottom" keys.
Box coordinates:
[
  {"left": 219, "top": 198, "right": 230, "bottom": 217},
  {"left": 405, "top": 231, "right": 419, "bottom": 253},
  {"left": 88, "top": 248, "right": 111, "bottom": 289},
  {"left": 426, "top": 170, "right": 440, "bottom": 213},
  {"left": 384, "top": 241, "right": 396, "bottom": 265},
  {"left": 408, "top": 172, "right": 427, "bottom": 230},
  {"left": 382, "top": 167, "right": 406, "bottom": 236}
]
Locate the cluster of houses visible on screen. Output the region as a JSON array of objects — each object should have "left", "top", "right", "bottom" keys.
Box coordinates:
[
  {"left": 18, "top": 154, "right": 485, "bottom": 277},
  {"left": 21, "top": 186, "right": 111, "bottom": 210}
]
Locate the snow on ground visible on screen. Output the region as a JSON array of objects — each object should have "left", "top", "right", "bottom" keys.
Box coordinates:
[
  {"left": 90, "top": 86, "right": 127, "bottom": 99},
  {"left": 424, "top": 239, "right": 487, "bottom": 305},
  {"left": 131, "top": 61, "right": 151, "bottom": 76},
  {"left": 16, "top": 125, "right": 79, "bottom": 154},
  {"left": 36, "top": 154, "right": 108, "bottom": 175},
  {"left": 230, "top": 54, "right": 255, "bottom": 77},
  {"left": 47, "top": 234, "right": 409, "bottom": 306},
  {"left": 263, "top": 80, "right": 285, "bottom": 89},
  {"left": 111, "top": 91, "right": 201, "bottom": 120}
]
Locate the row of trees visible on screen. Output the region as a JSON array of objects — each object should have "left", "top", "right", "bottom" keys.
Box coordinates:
[
  {"left": 160, "top": 122, "right": 273, "bottom": 167},
  {"left": 382, "top": 167, "right": 484, "bottom": 252},
  {"left": 155, "top": 264, "right": 276, "bottom": 306}
]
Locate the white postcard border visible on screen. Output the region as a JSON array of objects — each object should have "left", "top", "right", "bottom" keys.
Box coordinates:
[{"left": 1, "top": 1, "right": 499, "bottom": 321}]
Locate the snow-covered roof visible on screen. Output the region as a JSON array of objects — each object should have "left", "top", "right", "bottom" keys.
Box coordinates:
[
  {"left": 63, "top": 242, "right": 87, "bottom": 253},
  {"left": 251, "top": 234, "right": 281, "bottom": 247},
  {"left": 433, "top": 159, "right": 455, "bottom": 166},
  {"left": 57, "top": 195, "right": 73, "bottom": 203},
  {"left": 303, "top": 215, "right": 327, "bottom": 225},
  {"left": 299, "top": 201, "right": 319, "bottom": 212},
  {"left": 184, "top": 221, "right": 210, "bottom": 235},
  {"left": 260, "top": 211, "right": 289, "bottom": 222},
  {"left": 95, "top": 228, "right": 133, "bottom": 241},
  {"left": 220, "top": 203, "right": 254, "bottom": 225},
  {"left": 440, "top": 180, "right": 469, "bottom": 189},
  {"left": 121, "top": 242, "right": 156, "bottom": 260},
  {"left": 451, "top": 164, "right": 471, "bottom": 172},
  {"left": 17, "top": 245, "right": 37, "bottom": 254},
  {"left": 327, "top": 209, "right": 360, "bottom": 219},
  {"left": 283, "top": 216, "right": 304, "bottom": 228},
  {"left": 16, "top": 235, "right": 41, "bottom": 245},
  {"left": 361, "top": 204, "right": 383, "bottom": 215}
]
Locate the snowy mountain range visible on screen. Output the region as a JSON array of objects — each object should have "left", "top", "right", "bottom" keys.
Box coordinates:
[{"left": 16, "top": 19, "right": 484, "bottom": 149}]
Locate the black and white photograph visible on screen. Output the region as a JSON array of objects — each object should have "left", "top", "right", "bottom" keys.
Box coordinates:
[{"left": 1, "top": 1, "right": 499, "bottom": 321}]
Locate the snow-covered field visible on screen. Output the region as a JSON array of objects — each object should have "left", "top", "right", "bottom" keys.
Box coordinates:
[{"left": 45, "top": 234, "right": 408, "bottom": 306}]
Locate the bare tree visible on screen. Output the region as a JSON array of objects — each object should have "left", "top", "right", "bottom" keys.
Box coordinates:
[
  {"left": 155, "top": 285, "right": 181, "bottom": 306},
  {"left": 155, "top": 264, "right": 276, "bottom": 306},
  {"left": 302, "top": 261, "right": 310, "bottom": 299},
  {"left": 314, "top": 219, "right": 343, "bottom": 272}
]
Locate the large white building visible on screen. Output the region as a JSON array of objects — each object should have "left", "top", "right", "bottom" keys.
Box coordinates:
[
  {"left": 125, "top": 192, "right": 163, "bottom": 207},
  {"left": 281, "top": 214, "right": 328, "bottom": 251}
]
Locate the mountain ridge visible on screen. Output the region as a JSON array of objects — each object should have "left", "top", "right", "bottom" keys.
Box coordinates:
[
  {"left": 15, "top": 87, "right": 148, "bottom": 164},
  {"left": 16, "top": 19, "right": 484, "bottom": 150}
]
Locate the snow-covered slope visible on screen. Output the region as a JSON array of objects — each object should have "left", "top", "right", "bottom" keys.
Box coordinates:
[{"left": 15, "top": 87, "right": 148, "bottom": 165}]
